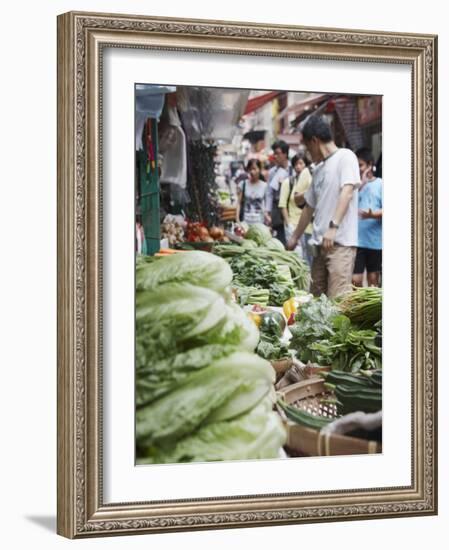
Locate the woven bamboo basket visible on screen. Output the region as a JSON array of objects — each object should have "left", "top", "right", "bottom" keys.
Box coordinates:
[
  {"left": 271, "top": 357, "right": 293, "bottom": 379},
  {"left": 276, "top": 378, "right": 381, "bottom": 457}
]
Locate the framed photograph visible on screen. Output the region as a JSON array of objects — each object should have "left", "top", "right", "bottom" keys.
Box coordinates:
[{"left": 57, "top": 11, "right": 438, "bottom": 538}]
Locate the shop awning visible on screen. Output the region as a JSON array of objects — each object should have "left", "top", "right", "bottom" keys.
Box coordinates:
[
  {"left": 274, "top": 133, "right": 303, "bottom": 146},
  {"left": 135, "top": 85, "right": 177, "bottom": 150},
  {"left": 243, "top": 91, "right": 281, "bottom": 115},
  {"left": 276, "top": 93, "right": 329, "bottom": 121},
  {"left": 177, "top": 87, "right": 250, "bottom": 142},
  {"left": 334, "top": 96, "right": 364, "bottom": 151}
]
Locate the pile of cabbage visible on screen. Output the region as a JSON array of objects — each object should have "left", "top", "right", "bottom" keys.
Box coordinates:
[{"left": 136, "top": 251, "right": 286, "bottom": 464}]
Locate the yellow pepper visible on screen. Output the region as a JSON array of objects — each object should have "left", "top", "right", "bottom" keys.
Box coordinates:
[
  {"left": 247, "top": 312, "right": 262, "bottom": 328},
  {"left": 283, "top": 297, "right": 298, "bottom": 319}
]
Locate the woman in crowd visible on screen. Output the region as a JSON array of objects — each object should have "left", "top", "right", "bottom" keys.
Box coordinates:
[
  {"left": 278, "top": 152, "right": 313, "bottom": 264},
  {"left": 352, "top": 147, "right": 383, "bottom": 287},
  {"left": 236, "top": 159, "right": 268, "bottom": 226}
]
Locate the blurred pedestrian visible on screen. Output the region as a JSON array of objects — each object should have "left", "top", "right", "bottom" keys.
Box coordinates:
[
  {"left": 278, "top": 152, "right": 313, "bottom": 264},
  {"left": 236, "top": 159, "right": 268, "bottom": 225},
  {"left": 265, "top": 140, "right": 291, "bottom": 245},
  {"left": 352, "top": 147, "right": 383, "bottom": 287},
  {"left": 287, "top": 115, "right": 360, "bottom": 298}
]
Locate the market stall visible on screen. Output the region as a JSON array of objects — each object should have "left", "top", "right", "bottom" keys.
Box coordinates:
[
  {"left": 135, "top": 241, "right": 382, "bottom": 462},
  {"left": 136, "top": 85, "right": 250, "bottom": 254},
  {"left": 134, "top": 85, "right": 383, "bottom": 463}
]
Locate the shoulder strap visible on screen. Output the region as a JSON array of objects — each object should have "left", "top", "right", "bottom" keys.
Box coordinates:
[{"left": 239, "top": 179, "right": 246, "bottom": 221}]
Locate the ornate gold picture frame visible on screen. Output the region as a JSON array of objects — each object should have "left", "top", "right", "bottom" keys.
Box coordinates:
[{"left": 57, "top": 11, "right": 437, "bottom": 539}]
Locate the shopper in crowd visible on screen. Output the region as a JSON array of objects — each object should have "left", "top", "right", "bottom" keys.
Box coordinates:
[
  {"left": 265, "top": 140, "right": 291, "bottom": 245},
  {"left": 287, "top": 114, "right": 360, "bottom": 298},
  {"left": 278, "top": 152, "right": 313, "bottom": 265},
  {"left": 236, "top": 159, "right": 268, "bottom": 225},
  {"left": 352, "top": 147, "right": 383, "bottom": 287}
]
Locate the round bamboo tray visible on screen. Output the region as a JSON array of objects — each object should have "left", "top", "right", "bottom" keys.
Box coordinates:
[{"left": 276, "top": 378, "right": 381, "bottom": 457}]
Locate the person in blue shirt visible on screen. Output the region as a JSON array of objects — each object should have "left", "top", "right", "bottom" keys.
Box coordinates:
[{"left": 352, "top": 148, "right": 383, "bottom": 287}]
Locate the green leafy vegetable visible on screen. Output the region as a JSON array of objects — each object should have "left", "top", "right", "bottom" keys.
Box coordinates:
[
  {"left": 289, "top": 294, "right": 340, "bottom": 362},
  {"left": 136, "top": 344, "right": 237, "bottom": 407},
  {"left": 137, "top": 290, "right": 259, "bottom": 371},
  {"left": 228, "top": 254, "right": 279, "bottom": 287},
  {"left": 288, "top": 292, "right": 382, "bottom": 372},
  {"left": 234, "top": 286, "right": 270, "bottom": 306},
  {"left": 135, "top": 251, "right": 285, "bottom": 464},
  {"left": 337, "top": 287, "right": 382, "bottom": 328},
  {"left": 136, "top": 250, "right": 232, "bottom": 295},
  {"left": 138, "top": 395, "right": 286, "bottom": 464},
  {"left": 226, "top": 253, "right": 295, "bottom": 306},
  {"left": 240, "top": 239, "right": 258, "bottom": 249},
  {"left": 275, "top": 264, "right": 293, "bottom": 283},
  {"left": 268, "top": 282, "right": 294, "bottom": 305},
  {"left": 308, "top": 315, "right": 382, "bottom": 372},
  {"left": 213, "top": 244, "right": 310, "bottom": 291},
  {"left": 205, "top": 302, "right": 260, "bottom": 352},
  {"left": 265, "top": 237, "right": 285, "bottom": 251},
  {"left": 136, "top": 283, "right": 227, "bottom": 365},
  {"left": 256, "top": 337, "right": 289, "bottom": 361},
  {"left": 245, "top": 223, "right": 272, "bottom": 245},
  {"left": 136, "top": 352, "right": 275, "bottom": 448}
]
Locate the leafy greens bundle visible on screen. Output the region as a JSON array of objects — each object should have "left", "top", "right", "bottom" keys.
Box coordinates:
[
  {"left": 135, "top": 251, "right": 286, "bottom": 463},
  {"left": 226, "top": 253, "right": 295, "bottom": 306},
  {"left": 213, "top": 243, "right": 310, "bottom": 296},
  {"left": 289, "top": 295, "right": 381, "bottom": 372}
]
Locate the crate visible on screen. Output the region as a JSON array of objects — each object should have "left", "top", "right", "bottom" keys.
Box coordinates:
[
  {"left": 276, "top": 378, "right": 381, "bottom": 457},
  {"left": 219, "top": 206, "right": 237, "bottom": 222}
]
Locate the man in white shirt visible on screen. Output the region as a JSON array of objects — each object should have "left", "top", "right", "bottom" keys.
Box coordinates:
[{"left": 287, "top": 115, "right": 360, "bottom": 298}]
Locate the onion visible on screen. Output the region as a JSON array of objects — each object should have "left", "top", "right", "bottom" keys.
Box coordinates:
[
  {"left": 209, "top": 226, "right": 223, "bottom": 239},
  {"left": 198, "top": 227, "right": 210, "bottom": 239}
]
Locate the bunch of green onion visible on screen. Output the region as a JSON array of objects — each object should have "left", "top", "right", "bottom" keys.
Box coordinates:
[{"left": 337, "top": 287, "right": 382, "bottom": 328}]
